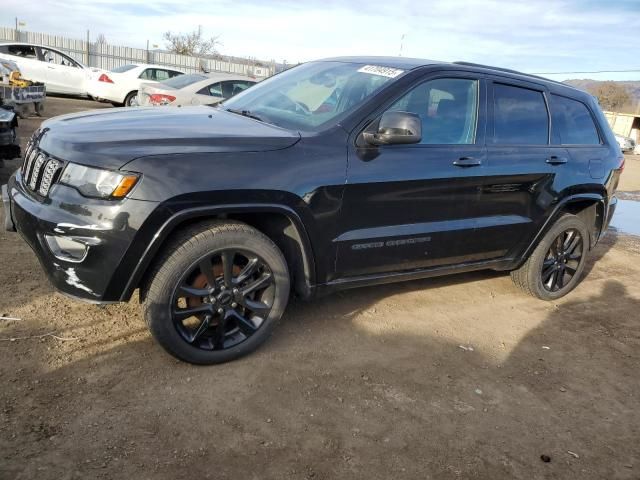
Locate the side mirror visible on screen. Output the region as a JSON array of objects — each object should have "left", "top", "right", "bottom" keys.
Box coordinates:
[{"left": 363, "top": 111, "right": 422, "bottom": 146}]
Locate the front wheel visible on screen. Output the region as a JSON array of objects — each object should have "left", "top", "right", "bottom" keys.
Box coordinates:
[
  {"left": 511, "top": 214, "right": 589, "bottom": 300},
  {"left": 142, "top": 221, "right": 290, "bottom": 364}
]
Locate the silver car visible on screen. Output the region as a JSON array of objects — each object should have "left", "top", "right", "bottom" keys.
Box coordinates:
[
  {"left": 615, "top": 134, "right": 636, "bottom": 153},
  {"left": 137, "top": 73, "right": 256, "bottom": 107}
]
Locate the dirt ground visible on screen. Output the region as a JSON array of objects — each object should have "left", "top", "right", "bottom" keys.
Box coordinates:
[{"left": 1, "top": 97, "right": 640, "bottom": 480}]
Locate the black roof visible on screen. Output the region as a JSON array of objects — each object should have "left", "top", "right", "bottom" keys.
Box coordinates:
[
  {"left": 318, "top": 56, "right": 443, "bottom": 70},
  {"left": 318, "top": 56, "right": 582, "bottom": 95}
]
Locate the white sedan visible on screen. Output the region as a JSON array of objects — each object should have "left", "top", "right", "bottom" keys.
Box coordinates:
[
  {"left": 0, "top": 42, "right": 101, "bottom": 95},
  {"left": 137, "top": 73, "right": 256, "bottom": 107},
  {"left": 88, "top": 64, "right": 185, "bottom": 106}
]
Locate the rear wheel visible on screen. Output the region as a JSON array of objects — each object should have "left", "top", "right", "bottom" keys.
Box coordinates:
[
  {"left": 511, "top": 214, "right": 589, "bottom": 300},
  {"left": 142, "top": 221, "right": 290, "bottom": 364},
  {"left": 124, "top": 91, "right": 138, "bottom": 107}
]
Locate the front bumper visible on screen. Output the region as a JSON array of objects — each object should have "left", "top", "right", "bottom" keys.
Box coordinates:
[{"left": 5, "top": 171, "right": 159, "bottom": 302}]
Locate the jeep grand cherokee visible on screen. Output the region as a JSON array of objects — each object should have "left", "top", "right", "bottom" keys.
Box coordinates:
[{"left": 2, "top": 57, "right": 623, "bottom": 364}]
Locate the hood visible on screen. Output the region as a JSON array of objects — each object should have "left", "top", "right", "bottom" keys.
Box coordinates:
[{"left": 37, "top": 106, "right": 300, "bottom": 170}]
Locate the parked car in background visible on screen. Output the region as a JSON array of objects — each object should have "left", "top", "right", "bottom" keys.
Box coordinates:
[
  {"left": 0, "top": 42, "right": 100, "bottom": 96},
  {"left": 88, "top": 64, "right": 185, "bottom": 106},
  {"left": 0, "top": 103, "right": 20, "bottom": 167},
  {"left": 137, "top": 73, "right": 256, "bottom": 107},
  {"left": 615, "top": 134, "right": 635, "bottom": 153}
]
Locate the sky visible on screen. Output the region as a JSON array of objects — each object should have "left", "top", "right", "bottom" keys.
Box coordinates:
[{"left": 2, "top": 0, "right": 640, "bottom": 81}]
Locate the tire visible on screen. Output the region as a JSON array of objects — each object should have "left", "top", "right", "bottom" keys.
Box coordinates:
[
  {"left": 142, "top": 220, "right": 290, "bottom": 364},
  {"left": 124, "top": 91, "right": 138, "bottom": 107},
  {"left": 511, "top": 214, "right": 589, "bottom": 301}
]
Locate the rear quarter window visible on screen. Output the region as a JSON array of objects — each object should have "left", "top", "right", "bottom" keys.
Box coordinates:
[
  {"left": 493, "top": 83, "right": 549, "bottom": 145},
  {"left": 550, "top": 94, "right": 600, "bottom": 145}
]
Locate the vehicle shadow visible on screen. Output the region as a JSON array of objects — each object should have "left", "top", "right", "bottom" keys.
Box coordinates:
[{"left": 1, "top": 262, "right": 638, "bottom": 480}]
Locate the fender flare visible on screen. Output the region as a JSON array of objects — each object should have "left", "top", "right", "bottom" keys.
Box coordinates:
[
  {"left": 118, "top": 203, "right": 316, "bottom": 301},
  {"left": 519, "top": 192, "right": 607, "bottom": 264}
]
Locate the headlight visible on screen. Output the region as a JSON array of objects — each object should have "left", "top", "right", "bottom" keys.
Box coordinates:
[{"left": 60, "top": 163, "right": 139, "bottom": 199}]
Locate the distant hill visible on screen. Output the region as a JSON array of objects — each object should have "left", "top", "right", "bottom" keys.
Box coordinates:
[{"left": 564, "top": 79, "right": 640, "bottom": 113}]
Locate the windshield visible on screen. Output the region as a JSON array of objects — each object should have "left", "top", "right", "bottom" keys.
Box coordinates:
[
  {"left": 222, "top": 61, "right": 405, "bottom": 131},
  {"left": 111, "top": 64, "right": 138, "bottom": 73},
  {"left": 161, "top": 73, "right": 207, "bottom": 89}
]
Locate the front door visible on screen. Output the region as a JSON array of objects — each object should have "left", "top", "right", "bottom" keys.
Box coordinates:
[
  {"left": 38, "top": 47, "right": 86, "bottom": 95},
  {"left": 336, "top": 75, "right": 488, "bottom": 278}
]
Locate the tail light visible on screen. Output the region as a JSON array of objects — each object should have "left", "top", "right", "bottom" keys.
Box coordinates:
[
  {"left": 98, "top": 73, "right": 114, "bottom": 83},
  {"left": 149, "top": 94, "right": 176, "bottom": 106}
]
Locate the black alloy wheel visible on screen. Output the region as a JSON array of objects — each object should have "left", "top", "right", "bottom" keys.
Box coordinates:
[
  {"left": 511, "top": 213, "right": 590, "bottom": 300},
  {"left": 171, "top": 249, "right": 275, "bottom": 351},
  {"left": 143, "top": 221, "right": 290, "bottom": 364},
  {"left": 541, "top": 228, "right": 584, "bottom": 292}
]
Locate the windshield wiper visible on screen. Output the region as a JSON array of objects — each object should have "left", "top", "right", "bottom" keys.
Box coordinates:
[{"left": 225, "top": 108, "right": 264, "bottom": 123}]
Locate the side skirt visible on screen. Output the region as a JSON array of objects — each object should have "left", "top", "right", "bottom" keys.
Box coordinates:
[{"left": 312, "top": 257, "right": 516, "bottom": 298}]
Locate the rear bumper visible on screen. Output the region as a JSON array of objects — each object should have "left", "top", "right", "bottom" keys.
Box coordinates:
[
  {"left": 6, "top": 171, "right": 159, "bottom": 302},
  {"left": 604, "top": 195, "right": 617, "bottom": 232},
  {"left": 87, "top": 81, "right": 123, "bottom": 104}
]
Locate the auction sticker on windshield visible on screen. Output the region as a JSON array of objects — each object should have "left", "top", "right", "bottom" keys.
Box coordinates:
[{"left": 357, "top": 65, "right": 404, "bottom": 78}]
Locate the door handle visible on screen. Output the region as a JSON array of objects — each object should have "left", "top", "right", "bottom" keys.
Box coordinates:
[
  {"left": 453, "top": 156, "right": 482, "bottom": 167},
  {"left": 546, "top": 155, "right": 568, "bottom": 165}
]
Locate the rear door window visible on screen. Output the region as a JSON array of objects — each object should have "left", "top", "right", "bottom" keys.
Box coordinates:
[
  {"left": 550, "top": 94, "right": 600, "bottom": 145},
  {"left": 153, "top": 69, "right": 171, "bottom": 82},
  {"left": 139, "top": 69, "right": 153, "bottom": 80},
  {"left": 492, "top": 83, "right": 549, "bottom": 145},
  {"left": 220, "top": 80, "right": 254, "bottom": 99}
]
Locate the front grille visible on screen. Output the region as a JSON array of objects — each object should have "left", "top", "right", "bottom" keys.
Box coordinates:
[{"left": 21, "top": 134, "right": 64, "bottom": 198}]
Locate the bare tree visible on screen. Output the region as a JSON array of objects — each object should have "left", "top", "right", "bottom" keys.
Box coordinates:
[
  {"left": 588, "top": 81, "right": 632, "bottom": 112},
  {"left": 163, "top": 27, "right": 221, "bottom": 56},
  {"left": 95, "top": 33, "right": 107, "bottom": 44}
]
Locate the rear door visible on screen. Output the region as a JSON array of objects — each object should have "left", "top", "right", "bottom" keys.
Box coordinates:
[
  {"left": 476, "top": 79, "right": 570, "bottom": 261},
  {"left": 336, "top": 73, "right": 488, "bottom": 278}
]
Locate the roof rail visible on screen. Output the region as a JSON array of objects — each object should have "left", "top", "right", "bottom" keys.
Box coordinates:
[
  {"left": 453, "top": 61, "right": 572, "bottom": 88},
  {"left": 453, "top": 61, "right": 525, "bottom": 75}
]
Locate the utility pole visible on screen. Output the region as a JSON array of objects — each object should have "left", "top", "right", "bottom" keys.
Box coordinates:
[
  {"left": 86, "top": 30, "right": 90, "bottom": 66},
  {"left": 399, "top": 33, "right": 406, "bottom": 57}
]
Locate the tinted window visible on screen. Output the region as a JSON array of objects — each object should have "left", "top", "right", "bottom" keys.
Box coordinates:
[
  {"left": 138, "top": 69, "right": 153, "bottom": 80},
  {"left": 493, "top": 84, "right": 548, "bottom": 145},
  {"left": 202, "top": 82, "right": 222, "bottom": 97},
  {"left": 220, "top": 80, "right": 255, "bottom": 99},
  {"left": 550, "top": 94, "right": 600, "bottom": 145},
  {"left": 388, "top": 78, "right": 478, "bottom": 144},
  {"left": 162, "top": 73, "right": 207, "bottom": 89},
  {"left": 112, "top": 64, "right": 138, "bottom": 73},
  {"left": 7, "top": 45, "right": 37, "bottom": 59},
  {"left": 154, "top": 69, "right": 170, "bottom": 81}
]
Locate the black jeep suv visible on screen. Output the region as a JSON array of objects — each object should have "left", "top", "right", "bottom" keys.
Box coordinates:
[{"left": 2, "top": 57, "right": 623, "bottom": 364}]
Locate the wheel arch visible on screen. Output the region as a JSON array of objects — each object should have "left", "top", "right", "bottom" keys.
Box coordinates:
[
  {"left": 120, "top": 204, "right": 316, "bottom": 302},
  {"left": 518, "top": 193, "right": 607, "bottom": 268}
]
